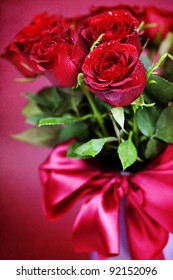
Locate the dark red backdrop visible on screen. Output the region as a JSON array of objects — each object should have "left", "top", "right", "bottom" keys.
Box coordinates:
[{"left": 0, "top": 0, "right": 173, "bottom": 260}]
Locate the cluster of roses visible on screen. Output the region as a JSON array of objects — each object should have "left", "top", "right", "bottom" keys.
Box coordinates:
[
  {"left": 3, "top": 6, "right": 173, "bottom": 260},
  {"left": 3, "top": 5, "right": 173, "bottom": 107}
]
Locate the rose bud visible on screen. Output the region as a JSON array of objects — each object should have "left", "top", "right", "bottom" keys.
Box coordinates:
[
  {"left": 82, "top": 41, "right": 146, "bottom": 107},
  {"left": 30, "top": 26, "right": 86, "bottom": 87},
  {"left": 1, "top": 13, "right": 70, "bottom": 77},
  {"left": 79, "top": 10, "right": 142, "bottom": 54}
]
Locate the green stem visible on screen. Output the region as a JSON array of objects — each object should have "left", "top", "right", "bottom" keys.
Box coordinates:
[
  {"left": 81, "top": 84, "right": 108, "bottom": 137},
  {"left": 132, "top": 112, "right": 139, "bottom": 147}
]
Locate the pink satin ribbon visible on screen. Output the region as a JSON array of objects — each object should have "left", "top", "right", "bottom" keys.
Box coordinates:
[{"left": 40, "top": 139, "right": 173, "bottom": 260}]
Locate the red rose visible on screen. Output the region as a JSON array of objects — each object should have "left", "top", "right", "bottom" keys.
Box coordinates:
[
  {"left": 1, "top": 42, "right": 40, "bottom": 77},
  {"left": 1, "top": 13, "right": 70, "bottom": 77},
  {"left": 30, "top": 26, "right": 86, "bottom": 87},
  {"left": 144, "top": 7, "right": 173, "bottom": 43},
  {"left": 82, "top": 41, "right": 146, "bottom": 107},
  {"left": 79, "top": 10, "right": 141, "bottom": 54}
]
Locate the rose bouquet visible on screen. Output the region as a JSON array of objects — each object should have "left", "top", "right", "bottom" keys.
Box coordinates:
[{"left": 2, "top": 5, "right": 173, "bottom": 260}]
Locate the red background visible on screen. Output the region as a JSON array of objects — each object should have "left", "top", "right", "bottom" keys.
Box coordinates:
[{"left": 0, "top": 0, "right": 173, "bottom": 260}]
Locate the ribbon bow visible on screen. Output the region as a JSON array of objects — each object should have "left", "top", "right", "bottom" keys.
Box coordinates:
[{"left": 40, "top": 139, "right": 173, "bottom": 260}]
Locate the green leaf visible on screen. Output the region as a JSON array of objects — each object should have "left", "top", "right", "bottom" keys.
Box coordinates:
[
  {"left": 90, "top": 34, "right": 104, "bottom": 51},
  {"left": 67, "top": 142, "right": 90, "bottom": 158},
  {"left": 51, "top": 86, "right": 62, "bottom": 104},
  {"left": 148, "top": 80, "right": 157, "bottom": 84},
  {"left": 27, "top": 87, "right": 63, "bottom": 112},
  {"left": 38, "top": 115, "right": 79, "bottom": 126},
  {"left": 74, "top": 137, "right": 116, "bottom": 157},
  {"left": 145, "top": 138, "right": 166, "bottom": 159},
  {"left": 23, "top": 91, "right": 52, "bottom": 108},
  {"left": 75, "top": 73, "right": 84, "bottom": 88},
  {"left": 155, "top": 106, "right": 173, "bottom": 143},
  {"left": 26, "top": 114, "right": 50, "bottom": 125},
  {"left": 111, "top": 107, "right": 125, "bottom": 131},
  {"left": 136, "top": 106, "right": 158, "bottom": 137},
  {"left": 146, "top": 75, "right": 173, "bottom": 104},
  {"left": 55, "top": 87, "right": 84, "bottom": 115},
  {"left": 12, "top": 126, "right": 61, "bottom": 147},
  {"left": 23, "top": 86, "right": 84, "bottom": 116},
  {"left": 58, "top": 122, "right": 90, "bottom": 143},
  {"left": 118, "top": 134, "right": 138, "bottom": 170},
  {"left": 22, "top": 100, "right": 43, "bottom": 118}
]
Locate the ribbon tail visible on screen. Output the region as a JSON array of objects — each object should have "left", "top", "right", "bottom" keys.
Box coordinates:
[
  {"left": 125, "top": 194, "right": 168, "bottom": 260},
  {"left": 73, "top": 187, "right": 121, "bottom": 257},
  {"left": 133, "top": 144, "right": 173, "bottom": 233}
]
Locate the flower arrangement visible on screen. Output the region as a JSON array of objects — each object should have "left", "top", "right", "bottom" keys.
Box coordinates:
[{"left": 2, "top": 5, "right": 173, "bottom": 260}]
